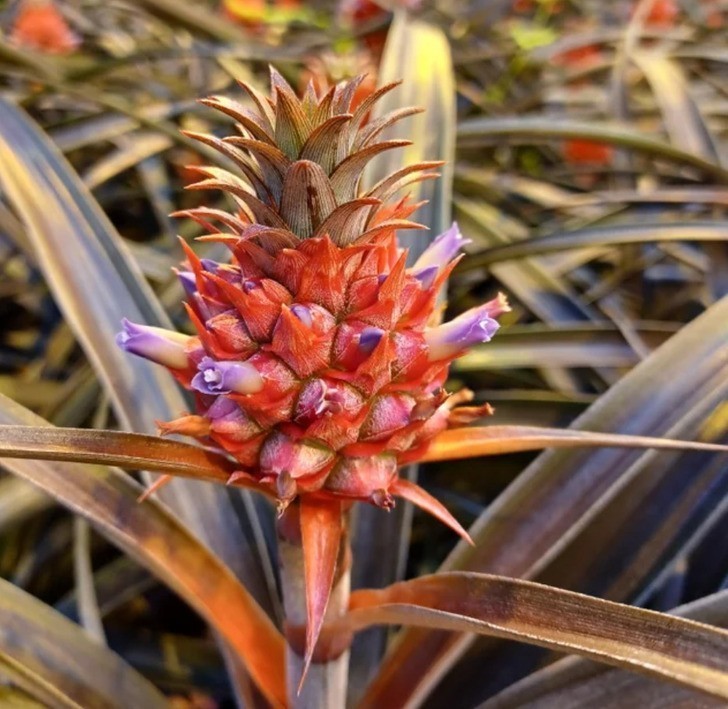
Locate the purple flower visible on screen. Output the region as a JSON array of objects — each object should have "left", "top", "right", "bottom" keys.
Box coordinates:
[
  {"left": 358, "top": 327, "right": 384, "bottom": 356},
  {"left": 412, "top": 223, "right": 471, "bottom": 272},
  {"left": 200, "top": 258, "right": 219, "bottom": 273},
  {"left": 412, "top": 265, "right": 438, "bottom": 290},
  {"left": 205, "top": 395, "right": 240, "bottom": 422},
  {"left": 116, "top": 319, "right": 191, "bottom": 369},
  {"left": 425, "top": 293, "right": 510, "bottom": 361},
  {"left": 290, "top": 304, "right": 313, "bottom": 328},
  {"left": 176, "top": 270, "right": 197, "bottom": 298},
  {"left": 191, "top": 356, "right": 263, "bottom": 395},
  {"left": 295, "top": 379, "right": 346, "bottom": 423}
]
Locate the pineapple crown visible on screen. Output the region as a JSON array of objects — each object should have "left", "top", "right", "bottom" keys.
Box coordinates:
[{"left": 176, "top": 66, "right": 442, "bottom": 246}]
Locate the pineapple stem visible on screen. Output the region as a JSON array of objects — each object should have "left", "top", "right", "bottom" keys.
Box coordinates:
[{"left": 278, "top": 507, "right": 352, "bottom": 708}]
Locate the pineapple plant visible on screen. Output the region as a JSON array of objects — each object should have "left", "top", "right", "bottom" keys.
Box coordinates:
[
  {"left": 117, "top": 68, "right": 509, "bottom": 678},
  {"left": 1, "top": 31, "right": 728, "bottom": 708}
]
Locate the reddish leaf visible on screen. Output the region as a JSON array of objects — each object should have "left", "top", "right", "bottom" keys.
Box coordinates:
[
  {"left": 0, "top": 425, "right": 274, "bottom": 496},
  {"left": 0, "top": 397, "right": 286, "bottom": 707},
  {"left": 420, "top": 425, "right": 728, "bottom": 462},
  {"left": 391, "top": 478, "right": 472, "bottom": 544},
  {"left": 483, "top": 589, "right": 728, "bottom": 708},
  {"left": 343, "top": 573, "right": 728, "bottom": 701},
  {"left": 300, "top": 498, "right": 343, "bottom": 688}
]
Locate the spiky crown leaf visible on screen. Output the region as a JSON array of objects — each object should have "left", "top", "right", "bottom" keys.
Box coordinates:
[{"left": 177, "top": 67, "right": 442, "bottom": 246}]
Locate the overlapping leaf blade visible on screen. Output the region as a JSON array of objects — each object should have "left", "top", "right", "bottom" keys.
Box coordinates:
[
  {"left": 0, "top": 394, "right": 286, "bottom": 708},
  {"left": 0, "top": 576, "right": 167, "bottom": 709},
  {"left": 0, "top": 95, "right": 281, "bottom": 706},
  {"left": 463, "top": 221, "right": 728, "bottom": 269},
  {"left": 457, "top": 117, "right": 728, "bottom": 182},
  {"left": 481, "top": 589, "right": 728, "bottom": 708},
  {"left": 344, "top": 574, "right": 728, "bottom": 702},
  {"left": 0, "top": 97, "right": 276, "bottom": 613}
]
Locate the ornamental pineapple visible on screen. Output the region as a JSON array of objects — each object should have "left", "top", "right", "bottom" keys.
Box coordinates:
[{"left": 117, "top": 69, "right": 509, "bottom": 538}]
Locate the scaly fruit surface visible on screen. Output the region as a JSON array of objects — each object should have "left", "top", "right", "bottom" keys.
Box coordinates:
[{"left": 117, "top": 70, "right": 509, "bottom": 664}]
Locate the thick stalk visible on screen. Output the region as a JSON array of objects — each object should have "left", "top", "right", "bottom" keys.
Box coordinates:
[{"left": 278, "top": 507, "right": 351, "bottom": 708}]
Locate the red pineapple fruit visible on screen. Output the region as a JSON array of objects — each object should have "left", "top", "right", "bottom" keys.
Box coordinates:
[{"left": 117, "top": 70, "right": 509, "bottom": 668}]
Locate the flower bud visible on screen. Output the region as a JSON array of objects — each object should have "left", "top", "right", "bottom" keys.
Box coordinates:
[
  {"left": 176, "top": 270, "right": 198, "bottom": 298},
  {"left": 191, "top": 356, "right": 263, "bottom": 395},
  {"left": 425, "top": 293, "right": 510, "bottom": 361},
  {"left": 359, "top": 326, "right": 385, "bottom": 355},
  {"left": 295, "top": 379, "right": 347, "bottom": 425},
  {"left": 115, "top": 319, "right": 191, "bottom": 369},
  {"left": 412, "top": 223, "right": 470, "bottom": 272},
  {"left": 361, "top": 394, "right": 416, "bottom": 441},
  {"left": 290, "top": 303, "right": 313, "bottom": 327}
]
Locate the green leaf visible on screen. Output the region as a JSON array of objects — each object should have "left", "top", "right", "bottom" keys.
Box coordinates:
[{"left": 509, "top": 23, "right": 558, "bottom": 51}]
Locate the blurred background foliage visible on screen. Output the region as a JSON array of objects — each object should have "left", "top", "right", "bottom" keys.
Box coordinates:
[{"left": 0, "top": 0, "right": 727, "bottom": 707}]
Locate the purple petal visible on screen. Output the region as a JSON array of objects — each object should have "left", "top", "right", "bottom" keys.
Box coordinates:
[
  {"left": 413, "top": 222, "right": 471, "bottom": 272},
  {"left": 206, "top": 395, "right": 261, "bottom": 439},
  {"left": 200, "top": 258, "right": 220, "bottom": 273},
  {"left": 116, "top": 319, "right": 190, "bottom": 369},
  {"left": 176, "top": 270, "right": 197, "bottom": 298},
  {"left": 425, "top": 293, "right": 510, "bottom": 361},
  {"left": 295, "top": 380, "right": 346, "bottom": 424},
  {"left": 358, "top": 327, "right": 385, "bottom": 356},
  {"left": 205, "top": 396, "right": 240, "bottom": 422},
  {"left": 191, "top": 356, "right": 263, "bottom": 395},
  {"left": 291, "top": 304, "right": 313, "bottom": 328},
  {"left": 412, "top": 265, "right": 439, "bottom": 290}
]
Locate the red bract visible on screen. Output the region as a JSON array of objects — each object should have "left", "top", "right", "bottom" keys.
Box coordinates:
[{"left": 118, "top": 71, "right": 509, "bottom": 672}]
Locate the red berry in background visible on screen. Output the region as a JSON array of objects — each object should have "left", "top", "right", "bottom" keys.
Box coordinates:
[
  {"left": 511, "top": 0, "right": 536, "bottom": 13},
  {"left": 220, "top": 0, "right": 301, "bottom": 34},
  {"left": 340, "top": 0, "right": 386, "bottom": 24},
  {"left": 10, "top": 0, "right": 79, "bottom": 55},
  {"left": 563, "top": 139, "right": 613, "bottom": 165},
  {"left": 638, "top": 0, "right": 680, "bottom": 27},
  {"left": 553, "top": 43, "right": 603, "bottom": 69}
]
